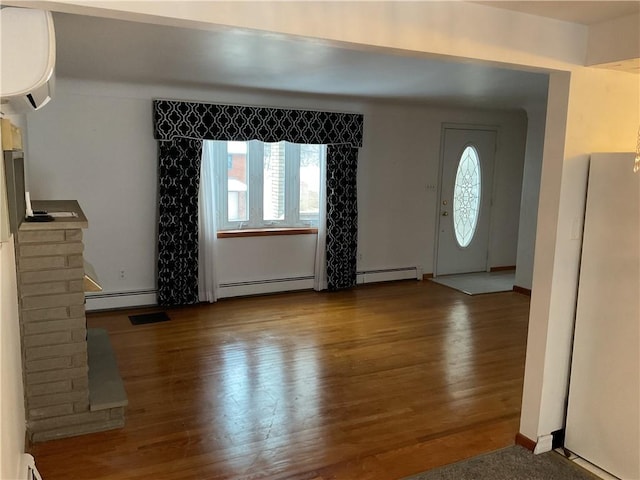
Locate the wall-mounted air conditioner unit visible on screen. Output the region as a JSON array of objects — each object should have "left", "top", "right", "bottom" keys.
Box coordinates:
[{"left": 0, "top": 6, "right": 55, "bottom": 114}]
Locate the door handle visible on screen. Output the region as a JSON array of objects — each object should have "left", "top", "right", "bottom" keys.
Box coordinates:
[{"left": 442, "top": 211, "right": 449, "bottom": 216}]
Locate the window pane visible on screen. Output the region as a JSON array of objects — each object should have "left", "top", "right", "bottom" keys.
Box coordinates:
[
  {"left": 300, "top": 144, "right": 321, "bottom": 220},
  {"left": 227, "top": 142, "right": 248, "bottom": 222},
  {"left": 214, "top": 139, "right": 323, "bottom": 229},
  {"left": 263, "top": 142, "right": 285, "bottom": 222},
  {"left": 453, "top": 146, "right": 481, "bottom": 248}
]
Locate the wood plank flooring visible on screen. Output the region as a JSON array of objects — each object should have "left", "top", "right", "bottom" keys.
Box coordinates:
[{"left": 28, "top": 280, "right": 530, "bottom": 480}]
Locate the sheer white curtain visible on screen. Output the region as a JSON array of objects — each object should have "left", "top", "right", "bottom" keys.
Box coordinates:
[
  {"left": 198, "top": 140, "right": 219, "bottom": 302},
  {"left": 314, "top": 147, "right": 328, "bottom": 291}
]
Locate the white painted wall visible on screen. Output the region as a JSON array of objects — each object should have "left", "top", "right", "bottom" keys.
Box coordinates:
[
  {"left": 515, "top": 103, "right": 547, "bottom": 290},
  {"left": 25, "top": 78, "right": 528, "bottom": 308},
  {"left": 587, "top": 13, "right": 640, "bottom": 66},
  {"left": 217, "top": 235, "right": 317, "bottom": 285},
  {"left": 520, "top": 68, "right": 639, "bottom": 445},
  {"left": 357, "top": 103, "right": 528, "bottom": 274},
  {"left": 0, "top": 236, "right": 25, "bottom": 480},
  {"left": 25, "top": 82, "right": 159, "bottom": 302},
  {"left": 0, "top": 115, "right": 26, "bottom": 480}
]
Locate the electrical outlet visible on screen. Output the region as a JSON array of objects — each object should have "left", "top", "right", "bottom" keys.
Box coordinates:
[
  {"left": 119, "top": 270, "right": 125, "bottom": 280},
  {"left": 357, "top": 253, "right": 363, "bottom": 262}
]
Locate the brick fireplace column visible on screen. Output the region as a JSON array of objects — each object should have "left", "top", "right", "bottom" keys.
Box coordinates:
[{"left": 16, "top": 200, "right": 126, "bottom": 442}]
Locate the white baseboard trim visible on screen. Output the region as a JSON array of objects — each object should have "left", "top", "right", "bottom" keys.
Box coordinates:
[
  {"left": 22, "top": 453, "right": 42, "bottom": 480},
  {"left": 570, "top": 456, "right": 619, "bottom": 480},
  {"left": 218, "top": 276, "right": 315, "bottom": 298},
  {"left": 357, "top": 266, "right": 421, "bottom": 285},
  {"left": 85, "top": 289, "right": 157, "bottom": 312},
  {"left": 534, "top": 433, "right": 554, "bottom": 454}
]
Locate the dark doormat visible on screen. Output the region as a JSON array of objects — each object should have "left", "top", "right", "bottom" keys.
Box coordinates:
[{"left": 129, "top": 311, "right": 170, "bottom": 325}]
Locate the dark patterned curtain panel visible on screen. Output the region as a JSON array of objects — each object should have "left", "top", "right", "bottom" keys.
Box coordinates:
[
  {"left": 153, "top": 100, "right": 363, "bottom": 147},
  {"left": 157, "top": 138, "right": 203, "bottom": 306},
  {"left": 154, "top": 99, "right": 364, "bottom": 303},
  {"left": 326, "top": 145, "right": 359, "bottom": 290}
]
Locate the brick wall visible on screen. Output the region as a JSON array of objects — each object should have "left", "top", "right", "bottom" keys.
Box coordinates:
[{"left": 16, "top": 227, "right": 124, "bottom": 442}]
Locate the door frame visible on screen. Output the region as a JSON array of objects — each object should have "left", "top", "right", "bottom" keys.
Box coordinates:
[{"left": 433, "top": 123, "right": 500, "bottom": 277}]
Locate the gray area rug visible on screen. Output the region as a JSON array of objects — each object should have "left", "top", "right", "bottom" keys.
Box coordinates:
[
  {"left": 430, "top": 271, "right": 515, "bottom": 295},
  {"left": 402, "top": 446, "right": 599, "bottom": 480}
]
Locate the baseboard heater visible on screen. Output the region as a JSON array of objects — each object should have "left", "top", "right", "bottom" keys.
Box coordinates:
[
  {"left": 85, "top": 289, "right": 158, "bottom": 311},
  {"left": 219, "top": 267, "right": 421, "bottom": 298},
  {"left": 218, "top": 276, "right": 315, "bottom": 298},
  {"left": 357, "top": 266, "right": 422, "bottom": 284},
  {"left": 85, "top": 267, "right": 422, "bottom": 308}
]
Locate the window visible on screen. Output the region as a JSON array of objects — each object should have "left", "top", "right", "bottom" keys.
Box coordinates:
[
  {"left": 207, "top": 140, "right": 325, "bottom": 230},
  {"left": 453, "top": 145, "right": 481, "bottom": 248}
]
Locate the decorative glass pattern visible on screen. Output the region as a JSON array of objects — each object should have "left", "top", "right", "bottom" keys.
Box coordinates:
[{"left": 453, "top": 146, "right": 481, "bottom": 248}]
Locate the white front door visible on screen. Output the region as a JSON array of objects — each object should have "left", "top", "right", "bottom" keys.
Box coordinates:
[{"left": 435, "top": 127, "right": 497, "bottom": 276}]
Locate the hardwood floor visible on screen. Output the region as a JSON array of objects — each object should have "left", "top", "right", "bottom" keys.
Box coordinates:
[{"left": 29, "top": 280, "right": 530, "bottom": 480}]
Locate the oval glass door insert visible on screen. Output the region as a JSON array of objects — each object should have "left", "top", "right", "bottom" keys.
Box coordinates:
[{"left": 453, "top": 146, "right": 481, "bottom": 248}]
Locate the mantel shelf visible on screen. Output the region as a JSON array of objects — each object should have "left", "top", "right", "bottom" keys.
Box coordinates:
[{"left": 20, "top": 200, "right": 88, "bottom": 231}]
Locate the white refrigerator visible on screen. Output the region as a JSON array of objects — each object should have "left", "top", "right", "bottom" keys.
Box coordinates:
[{"left": 565, "top": 153, "right": 640, "bottom": 479}]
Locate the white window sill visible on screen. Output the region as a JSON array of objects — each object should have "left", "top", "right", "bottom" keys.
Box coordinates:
[{"left": 217, "top": 227, "right": 318, "bottom": 239}]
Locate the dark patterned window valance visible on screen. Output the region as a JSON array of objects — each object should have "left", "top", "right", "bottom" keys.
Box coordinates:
[{"left": 153, "top": 99, "right": 364, "bottom": 148}]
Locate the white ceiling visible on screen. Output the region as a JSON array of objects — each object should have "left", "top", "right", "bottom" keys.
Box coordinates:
[
  {"left": 53, "top": 12, "right": 551, "bottom": 109},
  {"left": 476, "top": 1, "right": 640, "bottom": 25},
  {"left": 51, "top": 2, "right": 637, "bottom": 109}
]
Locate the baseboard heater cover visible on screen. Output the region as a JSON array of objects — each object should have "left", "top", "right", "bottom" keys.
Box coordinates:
[
  {"left": 85, "top": 267, "right": 422, "bottom": 307},
  {"left": 219, "top": 267, "right": 421, "bottom": 298},
  {"left": 357, "top": 266, "right": 421, "bottom": 284},
  {"left": 220, "top": 276, "right": 315, "bottom": 288},
  {"left": 218, "top": 276, "right": 315, "bottom": 298},
  {"left": 87, "top": 289, "right": 157, "bottom": 300},
  {"left": 85, "top": 289, "right": 158, "bottom": 311}
]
